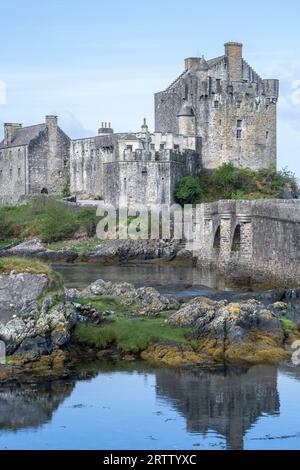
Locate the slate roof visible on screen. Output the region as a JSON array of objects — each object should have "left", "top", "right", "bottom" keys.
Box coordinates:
[
  {"left": 0, "top": 123, "right": 46, "bottom": 149},
  {"left": 164, "top": 55, "right": 226, "bottom": 92}
]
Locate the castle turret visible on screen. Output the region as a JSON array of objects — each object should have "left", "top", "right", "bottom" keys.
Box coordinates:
[
  {"left": 225, "top": 42, "right": 243, "bottom": 83},
  {"left": 177, "top": 100, "right": 195, "bottom": 135},
  {"left": 98, "top": 122, "right": 114, "bottom": 136}
]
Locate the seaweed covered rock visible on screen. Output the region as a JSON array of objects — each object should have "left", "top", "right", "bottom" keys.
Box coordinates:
[
  {"left": 166, "top": 297, "right": 297, "bottom": 365},
  {"left": 168, "top": 298, "right": 283, "bottom": 343}
]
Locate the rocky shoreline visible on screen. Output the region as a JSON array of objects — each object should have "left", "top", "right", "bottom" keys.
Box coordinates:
[
  {"left": 0, "top": 238, "right": 189, "bottom": 263},
  {"left": 1, "top": 261, "right": 300, "bottom": 383}
]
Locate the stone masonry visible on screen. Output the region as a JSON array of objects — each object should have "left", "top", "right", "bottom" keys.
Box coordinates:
[
  {"left": 0, "top": 41, "right": 278, "bottom": 207},
  {"left": 155, "top": 42, "right": 278, "bottom": 170},
  {"left": 0, "top": 116, "right": 70, "bottom": 205}
]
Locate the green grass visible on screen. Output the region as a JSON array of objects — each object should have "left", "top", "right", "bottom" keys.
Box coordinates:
[
  {"left": 74, "top": 316, "right": 195, "bottom": 353},
  {"left": 74, "top": 295, "right": 139, "bottom": 316},
  {"left": 280, "top": 317, "right": 296, "bottom": 334},
  {"left": 0, "top": 257, "right": 52, "bottom": 275},
  {"left": 0, "top": 197, "right": 100, "bottom": 245},
  {"left": 46, "top": 238, "right": 101, "bottom": 253}
]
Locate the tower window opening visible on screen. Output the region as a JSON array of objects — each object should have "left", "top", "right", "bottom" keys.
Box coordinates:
[{"left": 236, "top": 120, "right": 242, "bottom": 139}]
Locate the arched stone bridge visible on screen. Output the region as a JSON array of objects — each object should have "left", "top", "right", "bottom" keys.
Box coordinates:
[{"left": 193, "top": 199, "right": 300, "bottom": 285}]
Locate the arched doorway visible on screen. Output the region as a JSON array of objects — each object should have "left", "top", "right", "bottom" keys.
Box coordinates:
[{"left": 41, "top": 188, "right": 48, "bottom": 194}]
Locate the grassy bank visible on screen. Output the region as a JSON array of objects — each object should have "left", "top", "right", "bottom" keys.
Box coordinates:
[
  {"left": 0, "top": 257, "right": 52, "bottom": 275},
  {"left": 0, "top": 196, "right": 99, "bottom": 247},
  {"left": 75, "top": 317, "right": 195, "bottom": 354}
]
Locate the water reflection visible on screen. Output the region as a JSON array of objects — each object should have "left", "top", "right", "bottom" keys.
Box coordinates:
[
  {"left": 156, "top": 365, "right": 279, "bottom": 449},
  {"left": 0, "top": 363, "right": 288, "bottom": 449},
  {"left": 0, "top": 380, "right": 75, "bottom": 430},
  {"left": 53, "top": 262, "right": 230, "bottom": 299}
]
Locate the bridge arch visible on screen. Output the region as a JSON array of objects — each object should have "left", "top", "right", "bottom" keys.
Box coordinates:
[
  {"left": 213, "top": 225, "right": 221, "bottom": 251},
  {"left": 231, "top": 224, "right": 241, "bottom": 252}
]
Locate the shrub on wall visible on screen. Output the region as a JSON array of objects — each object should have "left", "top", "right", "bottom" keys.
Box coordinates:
[{"left": 175, "top": 164, "right": 298, "bottom": 205}]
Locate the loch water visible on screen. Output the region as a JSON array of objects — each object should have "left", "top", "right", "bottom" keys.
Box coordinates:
[{"left": 1, "top": 262, "right": 300, "bottom": 450}]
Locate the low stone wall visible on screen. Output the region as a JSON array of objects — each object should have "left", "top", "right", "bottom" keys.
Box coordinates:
[{"left": 195, "top": 199, "right": 300, "bottom": 287}]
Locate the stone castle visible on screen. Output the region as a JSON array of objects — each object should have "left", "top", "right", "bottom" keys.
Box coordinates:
[{"left": 0, "top": 42, "right": 279, "bottom": 207}]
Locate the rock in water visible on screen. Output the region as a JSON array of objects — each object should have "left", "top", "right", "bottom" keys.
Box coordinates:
[{"left": 0, "top": 273, "right": 78, "bottom": 356}]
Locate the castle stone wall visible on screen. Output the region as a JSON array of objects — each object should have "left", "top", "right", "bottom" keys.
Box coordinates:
[
  {"left": 155, "top": 43, "right": 278, "bottom": 171},
  {"left": 0, "top": 146, "right": 27, "bottom": 205}
]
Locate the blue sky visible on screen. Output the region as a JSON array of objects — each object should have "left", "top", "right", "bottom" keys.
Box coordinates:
[{"left": 0, "top": 0, "right": 300, "bottom": 176}]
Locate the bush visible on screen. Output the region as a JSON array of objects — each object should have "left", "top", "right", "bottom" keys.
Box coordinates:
[
  {"left": 174, "top": 164, "right": 298, "bottom": 205},
  {"left": 175, "top": 176, "right": 203, "bottom": 205},
  {"left": 36, "top": 199, "right": 79, "bottom": 242},
  {"left": 0, "top": 197, "right": 100, "bottom": 245}
]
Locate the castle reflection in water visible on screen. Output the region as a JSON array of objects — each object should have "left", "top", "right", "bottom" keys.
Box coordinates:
[{"left": 0, "top": 363, "right": 299, "bottom": 449}]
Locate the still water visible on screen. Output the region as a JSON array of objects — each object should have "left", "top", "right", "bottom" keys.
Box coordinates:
[
  {"left": 53, "top": 261, "right": 235, "bottom": 300},
  {"left": 0, "top": 362, "right": 300, "bottom": 450},
  {"left": 1, "top": 262, "right": 298, "bottom": 450}
]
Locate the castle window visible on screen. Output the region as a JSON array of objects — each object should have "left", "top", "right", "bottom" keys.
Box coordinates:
[
  {"left": 151, "top": 144, "right": 155, "bottom": 150},
  {"left": 9, "top": 168, "right": 12, "bottom": 178},
  {"left": 58, "top": 171, "right": 62, "bottom": 177},
  {"left": 0, "top": 170, "right": 2, "bottom": 180},
  {"left": 266, "top": 131, "right": 269, "bottom": 140},
  {"left": 236, "top": 102, "right": 241, "bottom": 108},
  {"left": 18, "top": 168, "right": 21, "bottom": 177},
  {"left": 219, "top": 119, "right": 222, "bottom": 126},
  {"left": 236, "top": 120, "right": 242, "bottom": 139},
  {"left": 142, "top": 168, "right": 148, "bottom": 175},
  {"left": 214, "top": 101, "right": 219, "bottom": 109},
  {"left": 160, "top": 143, "right": 165, "bottom": 150},
  {"left": 126, "top": 145, "right": 133, "bottom": 151},
  {"left": 174, "top": 144, "right": 179, "bottom": 150},
  {"left": 216, "top": 79, "right": 221, "bottom": 93}
]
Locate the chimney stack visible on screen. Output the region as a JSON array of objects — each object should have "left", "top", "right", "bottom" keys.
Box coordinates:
[
  {"left": 98, "top": 121, "right": 114, "bottom": 136},
  {"left": 184, "top": 57, "right": 201, "bottom": 71},
  {"left": 225, "top": 42, "right": 243, "bottom": 82},
  {"left": 46, "top": 115, "right": 58, "bottom": 126}
]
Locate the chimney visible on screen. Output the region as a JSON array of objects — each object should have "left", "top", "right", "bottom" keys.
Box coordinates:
[
  {"left": 4, "top": 123, "right": 22, "bottom": 146},
  {"left": 225, "top": 42, "right": 243, "bottom": 82},
  {"left": 184, "top": 57, "right": 200, "bottom": 71},
  {"left": 98, "top": 121, "right": 114, "bottom": 136},
  {"left": 46, "top": 115, "right": 58, "bottom": 129}
]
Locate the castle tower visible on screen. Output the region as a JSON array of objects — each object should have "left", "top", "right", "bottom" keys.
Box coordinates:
[{"left": 177, "top": 100, "right": 195, "bottom": 135}]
